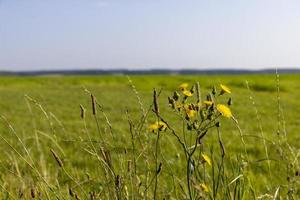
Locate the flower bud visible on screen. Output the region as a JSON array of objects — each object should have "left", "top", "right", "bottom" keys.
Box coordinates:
[
  {"left": 200, "top": 110, "right": 206, "bottom": 120},
  {"left": 168, "top": 97, "right": 176, "bottom": 109},
  {"left": 190, "top": 85, "right": 196, "bottom": 94},
  {"left": 227, "top": 97, "right": 232, "bottom": 106},
  {"left": 187, "top": 123, "right": 193, "bottom": 130},
  {"left": 212, "top": 86, "right": 217, "bottom": 95},
  {"left": 193, "top": 121, "right": 199, "bottom": 129},
  {"left": 173, "top": 91, "right": 180, "bottom": 101}
]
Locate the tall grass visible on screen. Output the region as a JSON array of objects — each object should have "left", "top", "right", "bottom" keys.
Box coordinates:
[{"left": 0, "top": 74, "right": 299, "bottom": 199}]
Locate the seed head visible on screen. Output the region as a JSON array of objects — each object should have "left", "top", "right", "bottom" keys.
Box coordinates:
[
  {"left": 173, "top": 91, "right": 180, "bottom": 101},
  {"left": 91, "top": 94, "right": 97, "bottom": 115},
  {"left": 50, "top": 149, "right": 63, "bottom": 168},
  {"left": 153, "top": 88, "right": 159, "bottom": 114},
  {"left": 79, "top": 104, "right": 85, "bottom": 119},
  {"left": 227, "top": 97, "right": 232, "bottom": 106}
]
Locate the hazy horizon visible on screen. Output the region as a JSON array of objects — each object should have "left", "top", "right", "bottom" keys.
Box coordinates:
[{"left": 1, "top": 0, "right": 300, "bottom": 71}]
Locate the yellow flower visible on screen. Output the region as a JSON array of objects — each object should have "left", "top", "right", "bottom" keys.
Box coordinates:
[
  {"left": 175, "top": 102, "right": 182, "bottom": 109},
  {"left": 179, "top": 83, "right": 189, "bottom": 91},
  {"left": 203, "top": 101, "right": 213, "bottom": 106},
  {"left": 201, "top": 154, "right": 212, "bottom": 166},
  {"left": 194, "top": 183, "right": 210, "bottom": 193},
  {"left": 200, "top": 184, "right": 209, "bottom": 193},
  {"left": 186, "top": 109, "right": 196, "bottom": 118},
  {"left": 220, "top": 84, "right": 231, "bottom": 95},
  {"left": 158, "top": 121, "right": 167, "bottom": 131},
  {"left": 149, "top": 121, "right": 167, "bottom": 132},
  {"left": 217, "top": 104, "right": 232, "bottom": 118},
  {"left": 149, "top": 123, "right": 159, "bottom": 132},
  {"left": 182, "top": 90, "right": 193, "bottom": 97}
]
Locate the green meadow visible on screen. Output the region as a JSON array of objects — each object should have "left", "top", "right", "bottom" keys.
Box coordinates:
[{"left": 0, "top": 74, "right": 299, "bottom": 199}]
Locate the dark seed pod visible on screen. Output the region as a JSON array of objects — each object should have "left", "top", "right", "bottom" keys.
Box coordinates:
[
  {"left": 127, "top": 160, "right": 132, "bottom": 172},
  {"left": 191, "top": 104, "right": 196, "bottom": 110},
  {"left": 79, "top": 104, "right": 85, "bottom": 119},
  {"left": 75, "top": 194, "right": 81, "bottom": 200},
  {"left": 91, "top": 94, "right": 97, "bottom": 115},
  {"left": 190, "top": 85, "right": 195, "bottom": 94},
  {"left": 207, "top": 113, "right": 213, "bottom": 120},
  {"left": 18, "top": 187, "right": 24, "bottom": 198},
  {"left": 50, "top": 149, "right": 63, "bottom": 168},
  {"left": 209, "top": 104, "right": 214, "bottom": 113},
  {"left": 69, "top": 187, "right": 74, "bottom": 197},
  {"left": 187, "top": 123, "right": 193, "bottom": 130},
  {"left": 30, "top": 187, "right": 36, "bottom": 198},
  {"left": 168, "top": 97, "right": 175, "bottom": 109},
  {"left": 215, "top": 122, "right": 221, "bottom": 127},
  {"left": 206, "top": 94, "right": 212, "bottom": 101},
  {"left": 196, "top": 82, "right": 201, "bottom": 103},
  {"left": 173, "top": 91, "right": 180, "bottom": 101},
  {"left": 212, "top": 86, "right": 217, "bottom": 95},
  {"left": 115, "top": 175, "right": 121, "bottom": 190},
  {"left": 153, "top": 89, "right": 159, "bottom": 114},
  {"left": 89, "top": 191, "right": 96, "bottom": 200},
  {"left": 157, "top": 162, "right": 163, "bottom": 174},
  {"left": 185, "top": 115, "right": 190, "bottom": 121},
  {"left": 227, "top": 97, "right": 232, "bottom": 106}
]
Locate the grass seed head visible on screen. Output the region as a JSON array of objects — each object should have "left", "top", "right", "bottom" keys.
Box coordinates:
[
  {"left": 30, "top": 187, "right": 36, "bottom": 198},
  {"left": 127, "top": 160, "right": 132, "bottom": 172},
  {"left": 115, "top": 175, "right": 122, "bottom": 190},
  {"left": 157, "top": 162, "right": 163, "bottom": 174},
  {"left": 68, "top": 188, "right": 74, "bottom": 197},
  {"left": 153, "top": 88, "right": 159, "bottom": 114},
  {"left": 79, "top": 104, "right": 85, "bottom": 119},
  {"left": 50, "top": 149, "right": 63, "bottom": 168},
  {"left": 18, "top": 187, "right": 24, "bottom": 198},
  {"left": 91, "top": 94, "right": 97, "bottom": 115}
]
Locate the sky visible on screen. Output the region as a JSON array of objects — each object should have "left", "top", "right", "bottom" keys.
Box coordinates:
[{"left": 1, "top": 0, "right": 300, "bottom": 71}]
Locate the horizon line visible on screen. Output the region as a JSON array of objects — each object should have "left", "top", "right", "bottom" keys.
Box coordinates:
[{"left": 1, "top": 67, "right": 300, "bottom": 76}]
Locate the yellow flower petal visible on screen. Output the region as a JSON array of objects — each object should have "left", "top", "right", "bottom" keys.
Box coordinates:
[
  {"left": 148, "top": 121, "right": 167, "bottom": 132},
  {"left": 194, "top": 183, "right": 210, "bottom": 193},
  {"left": 201, "top": 154, "right": 212, "bottom": 166},
  {"left": 217, "top": 104, "right": 232, "bottom": 118},
  {"left": 203, "top": 101, "right": 213, "bottom": 106},
  {"left": 179, "top": 83, "right": 189, "bottom": 91},
  {"left": 182, "top": 90, "right": 193, "bottom": 97},
  {"left": 220, "top": 84, "right": 231, "bottom": 94},
  {"left": 200, "top": 183, "right": 209, "bottom": 193},
  {"left": 158, "top": 121, "right": 167, "bottom": 131},
  {"left": 186, "top": 109, "right": 196, "bottom": 118},
  {"left": 175, "top": 102, "right": 182, "bottom": 109},
  {"left": 149, "top": 124, "right": 159, "bottom": 132}
]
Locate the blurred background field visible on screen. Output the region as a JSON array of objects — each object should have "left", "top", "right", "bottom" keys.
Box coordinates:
[{"left": 0, "top": 74, "right": 299, "bottom": 199}]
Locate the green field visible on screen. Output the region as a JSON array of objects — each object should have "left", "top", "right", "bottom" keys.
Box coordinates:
[{"left": 0, "top": 74, "right": 299, "bottom": 199}]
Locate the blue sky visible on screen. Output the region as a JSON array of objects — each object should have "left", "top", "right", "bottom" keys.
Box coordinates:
[{"left": 1, "top": 0, "right": 300, "bottom": 71}]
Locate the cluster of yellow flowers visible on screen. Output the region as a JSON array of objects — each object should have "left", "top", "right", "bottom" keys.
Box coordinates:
[
  {"left": 149, "top": 82, "right": 233, "bottom": 133},
  {"left": 176, "top": 83, "right": 232, "bottom": 121},
  {"left": 147, "top": 82, "right": 234, "bottom": 196}
]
